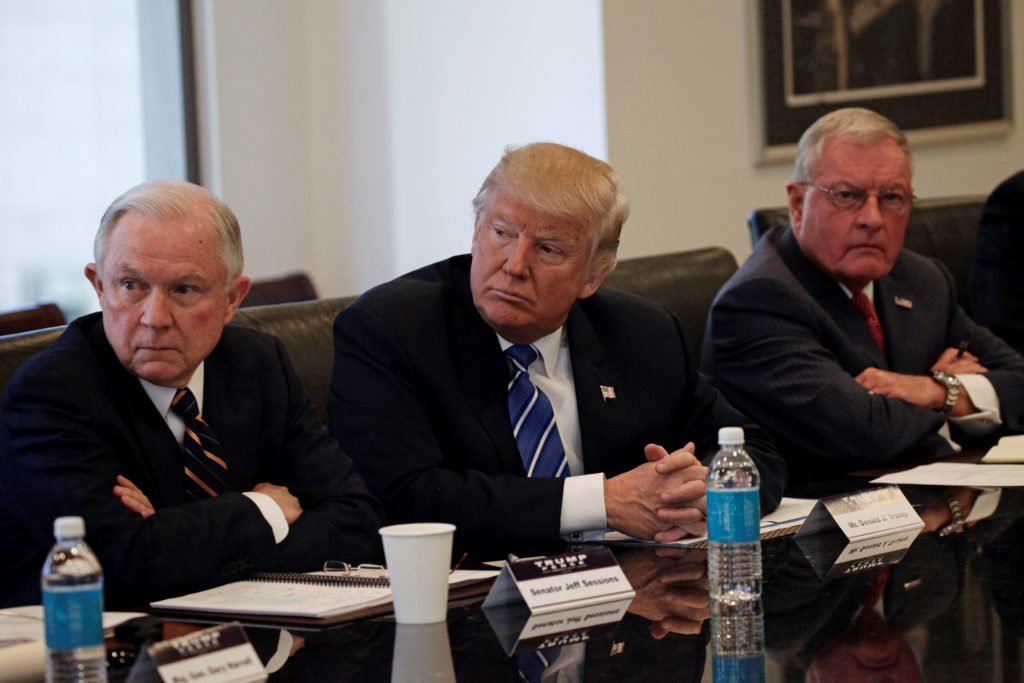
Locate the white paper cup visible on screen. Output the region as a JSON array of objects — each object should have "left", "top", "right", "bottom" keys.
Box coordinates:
[{"left": 379, "top": 522, "right": 456, "bottom": 624}]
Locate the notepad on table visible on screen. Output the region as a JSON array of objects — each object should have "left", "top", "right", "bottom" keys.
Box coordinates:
[
  {"left": 982, "top": 434, "right": 1024, "bottom": 463},
  {"left": 149, "top": 567, "right": 498, "bottom": 625}
]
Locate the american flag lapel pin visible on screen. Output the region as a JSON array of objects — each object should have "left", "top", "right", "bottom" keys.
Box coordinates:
[
  {"left": 600, "top": 385, "right": 616, "bottom": 401},
  {"left": 893, "top": 296, "right": 913, "bottom": 309}
]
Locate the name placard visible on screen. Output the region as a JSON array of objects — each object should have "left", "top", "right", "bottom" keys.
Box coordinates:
[
  {"left": 483, "top": 596, "right": 633, "bottom": 655},
  {"left": 795, "top": 485, "right": 924, "bottom": 580},
  {"left": 147, "top": 622, "right": 265, "bottom": 683},
  {"left": 482, "top": 548, "right": 635, "bottom": 615}
]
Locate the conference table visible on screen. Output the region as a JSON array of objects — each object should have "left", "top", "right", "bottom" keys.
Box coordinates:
[{"left": 106, "top": 482, "right": 1024, "bottom": 682}]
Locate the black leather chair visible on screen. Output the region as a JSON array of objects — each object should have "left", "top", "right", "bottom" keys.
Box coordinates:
[
  {"left": 0, "top": 302, "right": 66, "bottom": 336},
  {"left": 231, "top": 297, "right": 354, "bottom": 423},
  {"left": 241, "top": 271, "right": 318, "bottom": 308},
  {"left": 748, "top": 195, "right": 985, "bottom": 307},
  {"left": 0, "top": 327, "right": 63, "bottom": 421},
  {"left": 603, "top": 247, "right": 737, "bottom": 361},
  {"left": 0, "top": 247, "right": 739, "bottom": 424}
]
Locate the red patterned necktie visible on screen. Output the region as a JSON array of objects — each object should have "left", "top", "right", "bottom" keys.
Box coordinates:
[
  {"left": 171, "top": 387, "right": 229, "bottom": 499},
  {"left": 862, "top": 565, "right": 892, "bottom": 611},
  {"left": 851, "top": 291, "right": 886, "bottom": 352}
]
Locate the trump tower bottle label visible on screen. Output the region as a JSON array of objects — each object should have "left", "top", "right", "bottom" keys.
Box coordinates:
[
  {"left": 707, "top": 488, "right": 760, "bottom": 543},
  {"left": 43, "top": 584, "right": 104, "bottom": 650}
]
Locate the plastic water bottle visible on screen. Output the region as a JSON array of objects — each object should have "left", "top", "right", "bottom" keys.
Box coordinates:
[
  {"left": 42, "top": 516, "right": 107, "bottom": 683},
  {"left": 706, "top": 427, "right": 765, "bottom": 682}
]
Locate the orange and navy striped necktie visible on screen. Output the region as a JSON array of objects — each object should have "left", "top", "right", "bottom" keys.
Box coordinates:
[{"left": 170, "top": 387, "right": 229, "bottom": 499}]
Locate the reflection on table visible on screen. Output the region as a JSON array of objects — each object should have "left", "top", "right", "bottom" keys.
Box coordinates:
[{"left": 105, "top": 486, "right": 1024, "bottom": 682}]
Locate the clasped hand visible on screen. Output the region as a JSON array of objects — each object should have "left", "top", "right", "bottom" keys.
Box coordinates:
[{"left": 604, "top": 442, "right": 708, "bottom": 543}]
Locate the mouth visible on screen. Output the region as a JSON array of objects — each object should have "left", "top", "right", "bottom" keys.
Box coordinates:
[
  {"left": 848, "top": 243, "right": 885, "bottom": 254},
  {"left": 489, "top": 287, "right": 531, "bottom": 305},
  {"left": 134, "top": 345, "right": 177, "bottom": 354}
]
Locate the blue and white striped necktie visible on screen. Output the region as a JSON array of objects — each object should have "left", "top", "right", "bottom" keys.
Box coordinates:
[{"left": 505, "top": 344, "right": 568, "bottom": 478}]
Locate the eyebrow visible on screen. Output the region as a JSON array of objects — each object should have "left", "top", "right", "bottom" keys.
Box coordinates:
[
  {"left": 831, "top": 180, "right": 910, "bottom": 191},
  {"left": 111, "top": 265, "right": 207, "bottom": 283},
  {"left": 489, "top": 212, "right": 517, "bottom": 227},
  {"left": 110, "top": 265, "right": 147, "bottom": 281}
]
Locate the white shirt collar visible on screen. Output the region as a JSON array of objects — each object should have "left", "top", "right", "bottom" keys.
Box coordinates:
[
  {"left": 138, "top": 362, "right": 206, "bottom": 418},
  {"left": 497, "top": 327, "right": 567, "bottom": 377},
  {"left": 839, "top": 280, "right": 875, "bottom": 303}
]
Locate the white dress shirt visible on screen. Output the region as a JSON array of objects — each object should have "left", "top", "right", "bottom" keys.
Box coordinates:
[{"left": 498, "top": 329, "right": 607, "bottom": 538}]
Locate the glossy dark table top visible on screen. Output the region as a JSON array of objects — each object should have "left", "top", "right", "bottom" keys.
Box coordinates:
[{"left": 111, "top": 486, "right": 1024, "bottom": 682}]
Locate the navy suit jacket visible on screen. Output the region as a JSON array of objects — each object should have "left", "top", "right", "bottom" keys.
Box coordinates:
[
  {"left": 969, "top": 169, "right": 1024, "bottom": 355},
  {"left": 328, "top": 255, "right": 786, "bottom": 550},
  {"left": 702, "top": 226, "right": 1024, "bottom": 477},
  {"left": 0, "top": 313, "right": 383, "bottom": 607}
]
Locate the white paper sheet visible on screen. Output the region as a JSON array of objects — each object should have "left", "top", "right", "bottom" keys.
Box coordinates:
[{"left": 871, "top": 462, "right": 1024, "bottom": 487}]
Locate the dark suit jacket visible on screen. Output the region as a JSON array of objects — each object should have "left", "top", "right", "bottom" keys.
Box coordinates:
[
  {"left": 0, "top": 313, "right": 383, "bottom": 607},
  {"left": 969, "top": 169, "right": 1024, "bottom": 355},
  {"left": 328, "top": 255, "right": 786, "bottom": 550},
  {"left": 702, "top": 226, "right": 1024, "bottom": 477}
]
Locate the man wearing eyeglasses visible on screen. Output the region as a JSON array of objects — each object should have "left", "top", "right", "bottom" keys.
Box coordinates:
[{"left": 702, "top": 107, "right": 1024, "bottom": 484}]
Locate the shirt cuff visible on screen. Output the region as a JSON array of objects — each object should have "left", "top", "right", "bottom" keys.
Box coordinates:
[
  {"left": 242, "top": 491, "right": 290, "bottom": 543},
  {"left": 951, "top": 373, "right": 1002, "bottom": 435},
  {"left": 559, "top": 473, "right": 607, "bottom": 539},
  {"left": 967, "top": 487, "right": 1002, "bottom": 522},
  {"left": 264, "top": 629, "right": 294, "bottom": 674}
]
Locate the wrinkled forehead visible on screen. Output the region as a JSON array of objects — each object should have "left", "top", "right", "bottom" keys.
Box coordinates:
[
  {"left": 814, "top": 139, "right": 912, "bottom": 187},
  {"left": 102, "top": 212, "right": 227, "bottom": 277}
]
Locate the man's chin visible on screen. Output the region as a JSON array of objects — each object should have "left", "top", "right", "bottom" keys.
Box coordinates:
[
  {"left": 129, "top": 359, "right": 190, "bottom": 388},
  {"left": 836, "top": 263, "right": 894, "bottom": 289}
]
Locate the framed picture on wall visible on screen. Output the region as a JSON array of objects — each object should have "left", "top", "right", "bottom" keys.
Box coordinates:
[{"left": 758, "top": 0, "right": 1009, "bottom": 160}]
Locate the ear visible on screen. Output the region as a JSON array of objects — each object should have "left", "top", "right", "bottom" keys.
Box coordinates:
[
  {"left": 84, "top": 263, "right": 103, "bottom": 297},
  {"left": 578, "top": 260, "right": 612, "bottom": 300},
  {"left": 785, "top": 181, "right": 806, "bottom": 233},
  {"left": 222, "top": 275, "right": 251, "bottom": 323}
]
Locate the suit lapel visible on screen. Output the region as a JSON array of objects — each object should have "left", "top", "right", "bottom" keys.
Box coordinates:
[
  {"left": 87, "top": 318, "right": 185, "bottom": 505},
  {"left": 449, "top": 270, "right": 525, "bottom": 474},
  {"left": 875, "top": 268, "right": 922, "bottom": 373},
  {"left": 777, "top": 228, "right": 888, "bottom": 369},
  {"left": 201, "top": 343, "right": 266, "bottom": 489},
  {"left": 566, "top": 304, "right": 625, "bottom": 475}
]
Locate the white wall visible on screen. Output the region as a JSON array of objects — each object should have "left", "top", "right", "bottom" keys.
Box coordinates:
[
  {"left": 384, "top": 1, "right": 607, "bottom": 278},
  {"left": 194, "top": 0, "right": 317, "bottom": 287},
  {"left": 196, "top": 1, "right": 1023, "bottom": 297},
  {"left": 603, "top": 0, "right": 1024, "bottom": 265},
  {"left": 195, "top": 0, "right": 606, "bottom": 298}
]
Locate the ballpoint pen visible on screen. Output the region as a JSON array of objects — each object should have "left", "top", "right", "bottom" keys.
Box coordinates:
[{"left": 956, "top": 332, "right": 971, "bottom": 359}]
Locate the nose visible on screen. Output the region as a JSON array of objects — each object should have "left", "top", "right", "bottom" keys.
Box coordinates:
[
  {"left": 503, "top": 238, "right": 530, "bottom": 279},
  {"left": 855, "top": 194, "right": 885, "bottom": 231},
  {"left": 140, "top": 290, "right": 173, "bottom": 328}
]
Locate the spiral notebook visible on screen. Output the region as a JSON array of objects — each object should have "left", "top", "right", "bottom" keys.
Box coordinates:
[{"left": 149, "top": 567, "right": 498, "bottom": 625}]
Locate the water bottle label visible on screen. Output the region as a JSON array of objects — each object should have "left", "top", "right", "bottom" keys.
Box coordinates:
[
  {"left": 707, "top": 488, "right": 760, "bottom": 543},
  {"left": 43, "top": 585, "right": 104, "bottom": 650},
  {"left": 713, "top": 654, "right": 765, "bottom": 682}
]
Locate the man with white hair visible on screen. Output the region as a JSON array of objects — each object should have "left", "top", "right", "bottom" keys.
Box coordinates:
[
  {"left": 0, "top": 180, "right": 382, "bottom": 607},
  {"left": 703, "top": 108, "right": 1024, "bottom": 485}
]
